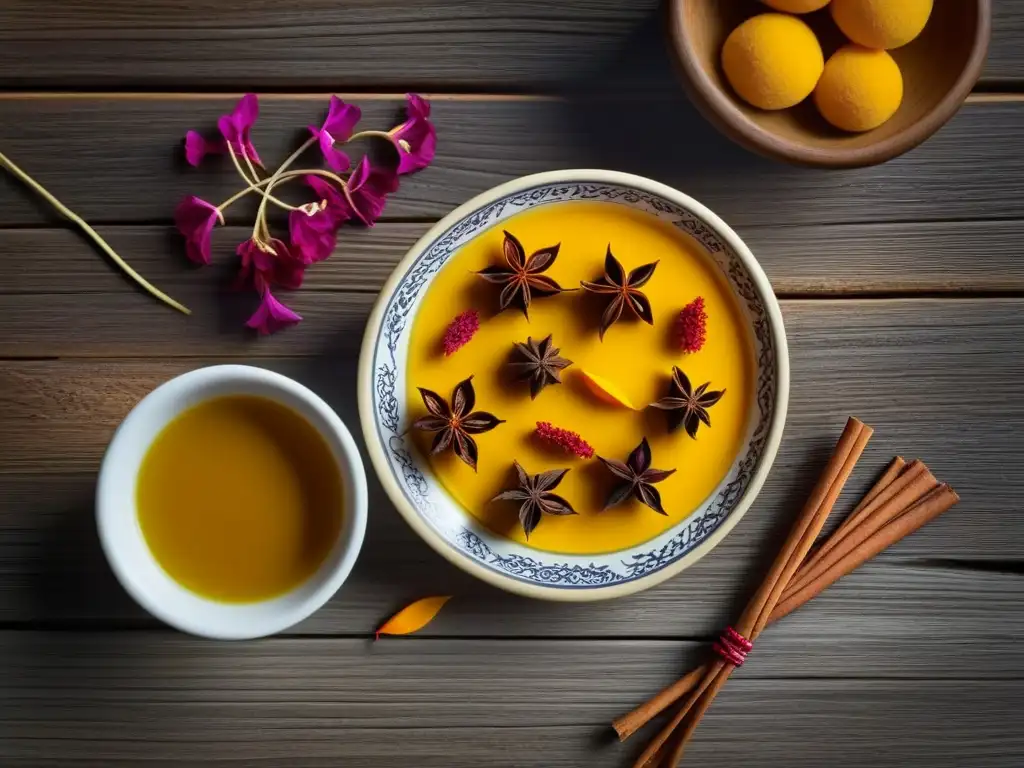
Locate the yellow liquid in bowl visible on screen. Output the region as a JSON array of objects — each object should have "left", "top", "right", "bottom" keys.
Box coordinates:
[
  {"left": 136, "top": 395, "right": 343, "bottom": 603},
  {"left": 407, "top": 201, "right": 755, "bottom": 555}
]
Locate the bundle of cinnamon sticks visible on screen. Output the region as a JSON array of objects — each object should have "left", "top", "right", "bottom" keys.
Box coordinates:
[{"left": 612, "top": 417, "right": 959, "bottom": 767}]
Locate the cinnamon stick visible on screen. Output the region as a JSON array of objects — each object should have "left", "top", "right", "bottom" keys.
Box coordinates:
[
  {"left": 799, "top": 460, "right": 927, "bottom": 577},
  {"left": 612, "top": 454, "right": 906, "bottom": 742},
  {"left": 772, "top": 484, "right": 959, "bottom": 621},
  {"left": 662, "top": 423, "right": 875, "bottom": 768},
  {"left": 784, "top": 465, "right": 938, "bottom": 598},
  {"left": 626, "top": 418, "right": 871, "bottom": 766}
]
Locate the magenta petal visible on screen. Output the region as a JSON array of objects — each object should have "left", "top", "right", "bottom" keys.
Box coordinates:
[
  {"left": 308, "top": 97, "right": 361, "bottom": 172},
  {"left": 289, "top": 208, "right": 337, "bottom": 264},
  {"left": 246, "top": 289, "right": 303, "bottom": 336},
  {"left": 233, "top": 93, "right": 259, "bottom": 128},
  {"left": 390, "top": 116, "right": 436, "bottom": 175},
  {"left": 174, "top": 195, "right": 221, "bottom": 265},
  {"left": 185, "top": 131, "right": 215, "bottom": 167},
  {"left": 346, "top": 157, "right": 398, "bottom": 225},
  {"left": 305, "top": 175, "right": 354, "bottom": 227},
  {"left": 323, "top": 96, "right": 361, "bottom": 141},
  {"left": 236, "top": 237, "right": 307, "bottom": 291},
  {"left": 218, "top": 93, "right": 263, "bottom": 166},
  {"left": 406, "top": 93, "right": 431, "bottom": 120},
  {"left": 319, "top": 131, "right": 351, "bottom": 172}
]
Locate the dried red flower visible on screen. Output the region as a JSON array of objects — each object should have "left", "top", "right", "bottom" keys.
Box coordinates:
[
  {"left": 535, "top": 421, "right": 595, "bottom": 459},
  {"left": 442, "top": 310, "right": 480, "bottom": 356},
  {"left": 675, "top": 296, "right": 708, "bottom": 353}
]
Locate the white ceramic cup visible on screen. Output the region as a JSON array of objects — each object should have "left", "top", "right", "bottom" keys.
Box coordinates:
[{"left": 96, "top": 364, "right": 368, "bottom": 640}]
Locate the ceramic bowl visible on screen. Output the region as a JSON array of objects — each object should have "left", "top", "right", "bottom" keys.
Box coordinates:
[
  {"left": 359, "top": 170, "right": 789, "bottom": 601},
  {"left": 97, "top": 364, "right": 368, "bottom": 639},
  {"left": 668, "top": 0, "right": 991, "bottom": 168}
]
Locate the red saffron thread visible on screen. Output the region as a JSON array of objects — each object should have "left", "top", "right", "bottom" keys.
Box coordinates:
[
  {"left": 675, "top": 296, "right": 708, "bottom": 353},
  {"left": 535, "top": 421, "right": 595, "bottom": 459},
  {"left": 441, "top": 310, "right": 480, "bottom": 356}
]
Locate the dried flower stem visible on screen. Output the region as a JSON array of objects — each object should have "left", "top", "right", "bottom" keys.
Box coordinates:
[
  {"left": 226, "top": 145, "right": 297, "bottom": 213},
  {"left": 254, "top": 137, "right": 317, "bottom": 243},
  {"left": 0, "top": 149, "right": 190, "bottom": 315},
  {"left": 215, "top": 168, "right": 348, "bottom": 213},
  {"left": 347, "top": 129, "right": 394, "bottom": 142}
]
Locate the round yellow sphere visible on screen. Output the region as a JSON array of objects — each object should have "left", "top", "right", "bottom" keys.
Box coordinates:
[
  {"left": 721, "top": 14, "right": 824, "bottom": 111},
  {"left": 760, "top": 0, "right": 831, "bottom": 13},
  {"left": 814, "top": 45, "right": 903, "bottom": 132},
  {"left": 831, "top": 0, "right": 933, "bottom": 49}
]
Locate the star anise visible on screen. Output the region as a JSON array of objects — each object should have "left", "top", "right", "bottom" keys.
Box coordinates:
[
  {"left": 649, "top": 367, "right": 725, "bottom": 439},
  {"left": 476, "top": 230, "right": 568, "bottom": 318},
  {"left": 508, "top": 334, "right": 573, "bottom": 399},
  {"left": 413, "top": 376, "right": 504, "bottom": 471},
  {"left": 597, "top": 437, "right": 676, "bottom": 515},
  {"left": 580, "top": 246, "right": 659, "bottom": 339},
  {"left": 491, "top": 460, "right": 576, "bottom": 539}
]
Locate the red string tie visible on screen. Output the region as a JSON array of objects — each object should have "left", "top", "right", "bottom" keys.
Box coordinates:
[{"left": 713, "top": 626, "right": 753, "bottom": 667}]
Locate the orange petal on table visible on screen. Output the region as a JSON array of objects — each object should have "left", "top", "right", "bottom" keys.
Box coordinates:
[
  {"left": 375, "top": 596, "right": 452, "bottom": 640},
  {"left": 578, "top": 370, "right": 636, "bottom": 410}
]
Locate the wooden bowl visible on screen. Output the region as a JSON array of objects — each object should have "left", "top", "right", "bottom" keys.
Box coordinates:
[{"left": 667, "top": 0, "right": 991, "bottom": 168}]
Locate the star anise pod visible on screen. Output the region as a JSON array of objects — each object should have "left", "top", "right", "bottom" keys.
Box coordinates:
[
  {"left": 580, "top": 246, "right": 659, "bottom": 339},
  {"left": 597, "top": 437, "right": 676, "bottom": 515},
  {"left": 476, "top": 230, "right": 568, "bottom": 318},
  {"left": 413, "top": 376, "right": 504, "bottom": 471},
  {"left": 649, "top": 367, "right": 725, "bottom": 439},
  {"left": 491, "top": 460, "right": 576, "bottom": 539},
  {"left": 508, "top": 334, "right": 573, "bottom": 399}
]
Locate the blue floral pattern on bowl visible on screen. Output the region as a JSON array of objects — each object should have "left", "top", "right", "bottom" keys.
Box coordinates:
[{"left": 366, "top": 178, "right": 782, "bottom": 594}]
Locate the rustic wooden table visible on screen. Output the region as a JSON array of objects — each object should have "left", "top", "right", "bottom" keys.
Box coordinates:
[{"left": 2, "top": 2, "right": 1023, "bottom": 766}]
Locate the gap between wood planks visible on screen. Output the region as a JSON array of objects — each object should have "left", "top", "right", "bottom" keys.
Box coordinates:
[{"left": 0, "top": 91, "right": 1021, "bottom": 102}]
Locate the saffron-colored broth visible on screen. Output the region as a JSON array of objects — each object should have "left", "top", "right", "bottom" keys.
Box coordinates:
[
  {"left": 136, "top": 395, "right": 343, "bottom": 603},
  {"left": 406, "top": 201, "right": 756, "bottom": 555}
]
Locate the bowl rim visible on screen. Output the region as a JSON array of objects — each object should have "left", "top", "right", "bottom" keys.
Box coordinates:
[
  {"left": 667, "top": 0, "right": 993, "bottom": 169},
  {"left": 358, "top": 169, "right": 790, "bottom": 601},
  {"left": 96, "top": 364, "right": 368, "bottom": 639}
]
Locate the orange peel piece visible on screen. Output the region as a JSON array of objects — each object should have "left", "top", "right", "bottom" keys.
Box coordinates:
[
  {"left": 578, "top": 370, "right": 636, "bottom": 410},
  {"left": 375, "top": 596, "right": 452, "bottom": 640}
]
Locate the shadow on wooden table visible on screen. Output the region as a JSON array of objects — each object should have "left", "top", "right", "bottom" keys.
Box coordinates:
[
  {"left": 557, "top": 12, "right": 768, "bottom": 182},
  {"left": 29, "top": 489, "right": 151, "bottom": 628}
]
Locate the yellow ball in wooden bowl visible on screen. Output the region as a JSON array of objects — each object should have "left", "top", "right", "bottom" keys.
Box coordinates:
[
  {"left": 760, "top": 0, "right": 830, "bottom": 13},
  {"left": 831, "top": 0, "right": 933, "bottom": 49},
  {"left": 815, "top": 45, "right": 903, "bottom": 132},
  {"left": 721, "top": 14, "right": 824, "bottom": 111}
]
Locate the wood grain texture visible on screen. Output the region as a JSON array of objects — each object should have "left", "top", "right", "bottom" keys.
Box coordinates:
[
  {"left": 4, "top": 276, "right": 1024, "bottom": 359},
  {"left": 4, "top": 219, "right": 1024, "bottom": 296},
  {"left": 1, "top": 634, "right": 1022, "bottom": 766},
  {"left": 2, "top": 96, "right": 1024, "bottom": 228},
  {"left": 1, "top": 299, "right": 1022, "bottom": 634},
  {"left": 0, "top": 0, "right": 1020, "bottom": 89},
  {"left": 2, "top": 467, "right": 1022, "bottom": 636}
]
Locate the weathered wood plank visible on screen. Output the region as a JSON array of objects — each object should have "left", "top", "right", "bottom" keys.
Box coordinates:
[
  {"left": 0, "top": 0, "right": 1020, "bottom": 89},
  {"left": 2, "top": 97, "right": 1024, "bottom": 228},
  {"left": 2, "top": 464, "right": 1021, "bottom": 635},
  {"left": 1, "top": 298, "right": 1022, "bottom": 633},
  {"left": 2, "top": 634, "right": 1022, "bottom": 766},
  {"left": 4, "top": 219, "right": 1024, "bottom": 297}
]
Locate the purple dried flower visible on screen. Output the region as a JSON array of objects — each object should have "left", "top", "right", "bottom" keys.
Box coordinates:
[
  {"left": 309, "top": 96, "right": 362, "bottom": 172},
  {"left": 305, "top": 175, "right": 352, "bottom": 228},
  {"left": 173, "top": 195, "right": 223, "bottom": 265},
  {"left": 289, "top": 203, "right": 337, "bottom": 264},
  {"left": 246, "top": 288, "right": 302, "bottom": 335},
  {"left": 236, "top": 238, "right": 306, "bottom": 293},
  {"left": 345, "top": 157, "right": 399, "bottom": 226},
  {"left": 217, "top": 93, "right": 263, "bottom": 167},
  {"left": 184, "top": 130, "right": 222, "bottom": 167},
  {"left": 388, "top": 93, "right": 436, "bottom": 174}
]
